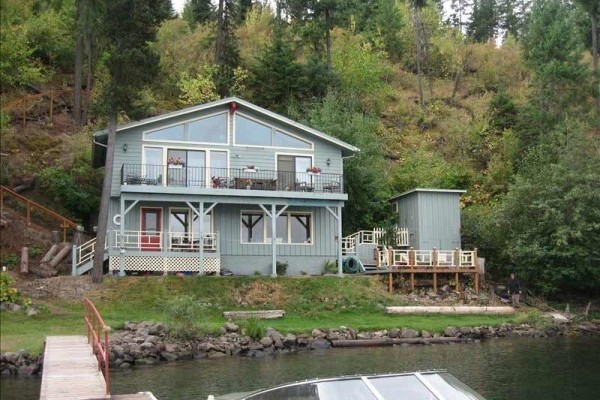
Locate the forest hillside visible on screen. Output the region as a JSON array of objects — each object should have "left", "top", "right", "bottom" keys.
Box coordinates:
[{"left": 0, "top": 0, "right": 599, "bottom": 296}]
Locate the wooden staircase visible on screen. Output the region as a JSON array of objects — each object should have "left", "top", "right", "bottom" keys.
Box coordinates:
[{"left": 0, "top": 185, "right": 78, "bottom": 241}]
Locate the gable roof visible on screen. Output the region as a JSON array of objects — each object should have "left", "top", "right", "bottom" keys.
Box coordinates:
[
  {"left": 94, "top": 97, "right": 360, "bottom": 155},
  {"left": 389, "top": 188, "right": 467, "bottom": 202}
]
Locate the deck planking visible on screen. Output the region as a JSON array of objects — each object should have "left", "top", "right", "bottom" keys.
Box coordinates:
[{"left": 40, "top": 335, "right": 108, "bottom": 400}]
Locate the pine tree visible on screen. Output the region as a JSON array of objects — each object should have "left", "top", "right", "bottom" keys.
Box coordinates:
[
  {"left": 183, "top": 0, "right": 215, "bottom": 26},
  {"left": 215, "top": 0, "right": 240, "bottom": 97},
  {"left": 447, "top": 0, "right": 472, "bottom": 30},
  {"left": 92, "top": 0, "right": 171, "bottom": 283},
  {"left": 468, "top": 0, "right": 499, "bottom": 43}
]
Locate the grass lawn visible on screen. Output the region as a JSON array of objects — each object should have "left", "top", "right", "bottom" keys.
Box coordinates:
[{"left": 1, "top": 275, "right": 526, "bottom": 354}]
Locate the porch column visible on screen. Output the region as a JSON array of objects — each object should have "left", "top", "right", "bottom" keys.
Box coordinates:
[
  {"left": 119, "top": 196, "right": 125, "bottom": 277},
  {"left": 337, "top": 206, "right": 343, "bottom": 277},
  {"left": 271, "top": 203, "right": 277, "bottom": 277},
  {"left": 199, "top": 201, "right": 204, "bottom": 275},
  {"left": 325, "top": 206, "right": 344, "bottom": 277}
]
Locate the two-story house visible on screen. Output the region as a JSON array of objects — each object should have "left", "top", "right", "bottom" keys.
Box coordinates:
[{"left": 78, "top": 97, "right": 359, "bottom": 277}]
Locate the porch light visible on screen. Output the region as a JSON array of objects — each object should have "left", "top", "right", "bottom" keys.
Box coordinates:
[
  {"left": 122, "top": 143, "right": 128, "bottom": 153},
  {"left": 326, "top": 158, "right": 331, "bottom": 166}
]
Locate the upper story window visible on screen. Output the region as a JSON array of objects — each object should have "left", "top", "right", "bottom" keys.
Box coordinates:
[
  {"left": 144, "top": 112, "right": 228, "bottom": 144},
  {"left": 235, "top": 114, "right": 312, "bottom": 149},
  {"left": 145, "top": 125, "right": 185, "bottom": 141}
]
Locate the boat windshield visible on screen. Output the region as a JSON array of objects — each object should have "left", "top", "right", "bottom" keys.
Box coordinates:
[{"left": 233, "top": 372, "right": 486, "bottom": 400}]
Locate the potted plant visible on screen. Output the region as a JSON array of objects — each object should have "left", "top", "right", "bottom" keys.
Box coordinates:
[
  {"left": 243, "top": 165, "right": 257, "bottom": 172},
  {"left": 239, "top": 178, "right": 252, "bottom": 189},
  {"left": 168, "top": 157, "right": 185, "bottom": 168},
  {"left": 307, "top": 166, "right": 322, "bottom": 175},
  {"left": 211, "top": 176, "right": 222, "bottom": 188}
]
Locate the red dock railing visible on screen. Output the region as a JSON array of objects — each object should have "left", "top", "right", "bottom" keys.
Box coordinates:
[{"left": 84, "top": 298, "right": 111, "bottom": 395}]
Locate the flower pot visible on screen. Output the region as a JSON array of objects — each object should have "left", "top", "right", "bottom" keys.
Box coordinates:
[{"left": 168, "top": 164, "right": 183, "bottom": 169}]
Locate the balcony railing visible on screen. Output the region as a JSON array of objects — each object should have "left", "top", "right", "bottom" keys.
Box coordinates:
[{"left": 120, "top": 164, "right": 344, "bottom": 193}]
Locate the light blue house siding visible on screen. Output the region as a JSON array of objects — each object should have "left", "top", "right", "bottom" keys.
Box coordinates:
[
  {"left": 391, "top": 189, "right": 465, "bottom": 250},
  {"left": 87, "top": 97, "right": 359, "bottom": 277}
]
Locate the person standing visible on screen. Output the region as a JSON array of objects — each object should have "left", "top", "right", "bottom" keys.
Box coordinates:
[{"left": 507, "top": 273, "right": 522, "bottom": 307}]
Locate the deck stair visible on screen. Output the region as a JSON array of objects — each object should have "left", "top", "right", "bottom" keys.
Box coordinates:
[{"left": 72, "top": 237, "right": 108, "bottom": 276}]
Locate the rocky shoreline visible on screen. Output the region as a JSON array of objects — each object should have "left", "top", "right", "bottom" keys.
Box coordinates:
[{"left": 1, "top": 319, "right": 585, "bottom": 377}]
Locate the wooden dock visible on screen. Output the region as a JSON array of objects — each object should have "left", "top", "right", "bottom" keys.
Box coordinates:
[{"left": 40, "top": 335, "right": 107, "bottom": 400}]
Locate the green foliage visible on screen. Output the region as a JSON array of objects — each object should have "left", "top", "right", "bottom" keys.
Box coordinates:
[
  {"left": 0, "top": 273, "right": 21, "bottom": 303},
  {"left": 275, "top": 261, "right": 288, "bottom": 276},
  {"left": 322, "top": 259, "right": 338, "bottom": 275},
  {"left": 0, "top": 22, "right": 45, "bottom": 88},
  {"left": 164, "top": 294, "right": 201, "bottom": 339},
  {"left": 178, "top": 66, "right": 219, "bottom": 105},
  {"left": 242, "top": 318, "right": 264, "bottom": 340},
  {"left": 496, "top": 120, "right": 600, "bottom": 296},
  {"left": 183, "top": 0, "right": 215, "bottom": 28},
  {"left": 1, "top": 254, "right": 19, "bottom": 269}
]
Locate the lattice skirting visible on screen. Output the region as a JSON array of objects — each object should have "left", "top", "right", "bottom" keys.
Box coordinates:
[{"left": 109, "top": 256, "right": 220, "bottom": 274}]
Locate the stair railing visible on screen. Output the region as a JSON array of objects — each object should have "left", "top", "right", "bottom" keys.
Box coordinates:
[
  {"left": 84, "top": 298, "right": 111, "bottom": 395},
  {"left": 0, "top": 185, "right": 78, "bottom": 241}
]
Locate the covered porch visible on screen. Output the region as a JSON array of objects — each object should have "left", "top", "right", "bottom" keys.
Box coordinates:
[{"left": 102, "top": 192, "right": 345, "bottom": 277}]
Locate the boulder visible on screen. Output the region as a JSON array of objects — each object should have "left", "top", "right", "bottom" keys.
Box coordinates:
[
  {"left": 309, "top": 338, "right": 332, "bottom": 350},
  {"left": 421, "top": 330, "right": 432, "bottom": 338},
  {"left": 225, "top": 322, "right": 239, "bottom": 333},
  {"left": 444, "top": 326, "right": 460, "bottom": 337},
  {"left": 312, "top": 328, "right": 327, "bottom": 338},
  {"left": 401, "top": 329, "right": 419, "bottom": 339},
  {"left": 135, "top": 357, "right": 157, "bottom": 366},
  {"left": 283, "top": 334, "right": 297, "bottom": 347},
  {"left": 260, "top": 337, "right": 273, "bottom": 348},
  {"left": 388, "top": 328, "right": 400, "bottom": 338}
]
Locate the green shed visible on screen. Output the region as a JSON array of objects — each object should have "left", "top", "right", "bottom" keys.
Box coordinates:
[{"left": 390, "top": 188, "right": 466, "bottom": 250}]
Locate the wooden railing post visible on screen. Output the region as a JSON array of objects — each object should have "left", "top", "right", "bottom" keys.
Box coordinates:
[
  {"left": 474, "top": 248, "right": 479, "bottom": 293},
  {"left": 432, "top": 248, "right": 438, "bottom": 293},
  {"left": 409, "top": 247, "right": 415, "bottom": 291},
  {"left": 83, "top": 298, "right": 111, "bottom": 396},
  {"left": 454, "top": 248, "right": 461, "bottom": 293}
]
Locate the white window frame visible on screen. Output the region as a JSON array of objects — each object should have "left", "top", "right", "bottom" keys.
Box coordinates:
[
  {"left": 168, "top": 207, "right": 214, "bottom": 234},
  {"left": 143, "top": 111, "right": 230, "bottom": 146},
  {"left": 233, "top": 111, "right": 314, "bottom": 150},
  {"left": 141, "top": 144, "right": 230, "bottom": 188},
  {"left": 240, "top": 209, "right": 314, "bottom": 246}
]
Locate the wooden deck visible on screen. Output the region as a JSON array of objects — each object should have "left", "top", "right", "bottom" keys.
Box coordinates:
[{"left": 40, "top": 335, "right": 107, "bottom": 400}]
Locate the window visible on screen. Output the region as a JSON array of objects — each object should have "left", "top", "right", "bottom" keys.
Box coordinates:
[
  {"left": 242, "top": 211, "right": 312, "bottom": 244},
  {"left": 241, "top": 212, "right": 264, "bottom": 243},
  {"left": 274, "top": 130, "right": 311, "bottom": 149},
  {"left": 236, "top": 115, "right": 272, "bottom": 146},
  {"left": 189, "top": 113, "right": 227, "bottom": 143},
  {"left": 144, "top": 147, "right": 163, "bottom": 180},
  {"left": 145, "top": 124, "right": 185, "bottom": 141}
]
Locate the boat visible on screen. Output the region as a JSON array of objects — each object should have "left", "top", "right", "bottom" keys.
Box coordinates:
[{"left": 213, "top": 370, "right": 486, "bottom": 400}]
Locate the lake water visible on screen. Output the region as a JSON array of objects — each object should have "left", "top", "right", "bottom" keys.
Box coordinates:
[{"left": 2, "top": 335, "right": 599, "bottom": 399}]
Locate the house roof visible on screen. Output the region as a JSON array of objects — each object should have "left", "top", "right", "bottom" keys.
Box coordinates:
[
  {"left": 389, "top": 188, "right": 467, "bottom": 202},
  {"left": 93, "top": 97, "right": 360, "bottom": 155}
]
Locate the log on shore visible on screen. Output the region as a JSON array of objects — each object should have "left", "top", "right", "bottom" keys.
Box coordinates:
[
  {"left": 48, "top": 243, "right": 71, "bottom": 268},
  {"left": 223, "top": 310, "right": 286, "bottom": 319},
  {"left": 385, "top": 306, "right": 515, "bottom": 315},
  {"left": 40, "top": 244, "right": 60, "bottom": 264},
  {"left": 331, "top": 337, "right": 466, "bottom": 348}
]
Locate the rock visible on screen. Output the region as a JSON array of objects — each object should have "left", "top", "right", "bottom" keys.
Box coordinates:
[
  {"left": 3, "top": 352, "right": 18, "bottom": 364},
  {"left": 26, "top": 308, "right": 39, "bottom": 317},
  {"left": 444, "top": 326, "right": 460, "bottom": 337},
  {"left": 326, "top": 332, "right": 339, "bottom": 341},
  {"left": 118, "top": 362, "right": 132, "bottom": 368},
  {"left": 225, "top": 322, "right": 239, "bottom": 332},
  {"left": 312, "top": 328, "right": 326, "bottom": 338},
  {"left": 260, "top": 337, "right": 273, "bottom": 347},
  {"left": 249, "top": 342, "right": 264, "bottom": 351},
  {"left": 401, "top": 329, "right": 419, "bottom": 339},
  {"left": 16, "top": 349, "right": 29, "bottom": 358},
  {"left": 357, "top": 333, "right": 371, "bottom": 340},
  {"left": 459, "top": 327, "right": 472, "bottom": 336},
  {"left": 388, "top": 328, "right": 400, "bottom": 338},
  {"left": 283, "top": 334, "right": 297, "bottom": 347},
  {"left": 144, "top": 335, "right": 159, "bottom": 344},
  {"left": 207, "top": 351, "right": 227, "bottom": 358},
  {"left": 135, "top": 357, "right": 157, "bottom": 365},
  {"left": 421, "top": 330, "right": 432, "bottom": 338},
  {"left": 164, "top": 343, "right": 179, "bottom": 353}
]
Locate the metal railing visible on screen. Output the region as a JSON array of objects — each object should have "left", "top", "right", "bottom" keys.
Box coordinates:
[
  {"left": 84, "top": 298, "right": 111, "bottom": 396},
  {"left": 121, "top": 164, "right": 345, "bottom": 193}
]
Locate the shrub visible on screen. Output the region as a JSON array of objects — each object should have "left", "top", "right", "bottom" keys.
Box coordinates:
[
  {"left": 275, "top": 261, "right": 288, "bottom": 276},
  {"left": 322, "top": 259, "right": 337, "bottom": 275},
  {"left": 164, "top": 295, "right": 201, "bottom": 339},
  {"left": 1, "top": 254, "right": 19, "bottom": 269},
  {"left": 0, "top": 273, "right": 21, "bottom": 304}
]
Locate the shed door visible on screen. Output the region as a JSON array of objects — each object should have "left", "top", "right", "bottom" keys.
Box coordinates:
[{"left": 141, "top": 208, "right": 162, "bottom": 251}]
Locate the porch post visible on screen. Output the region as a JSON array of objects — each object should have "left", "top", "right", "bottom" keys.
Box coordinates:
[
  {"left": 119, "top": 196, "right": 125, "bottom": 277},
  {"left": 199, "top": 201, "right": 204, "bottom": 276},
  {"left": 271, "top": 203, "right": 277, "bottom": 277},
  {"left": 337, "top": 206, "right": 343, "bottom": 277}
]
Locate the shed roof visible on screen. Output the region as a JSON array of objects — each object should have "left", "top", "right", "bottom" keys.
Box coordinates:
[
  {"left": 389, "top": 188, "right": 467, "bottom": 202},
  {"left": 93, "top": 97, "right": 360, "bottom": 155}
]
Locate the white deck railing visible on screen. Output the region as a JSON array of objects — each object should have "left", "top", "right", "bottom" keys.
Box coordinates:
[
  {"left": 387, "top": 249, "right": 477, "bottom": 268},
  {"left": 74, "top": 237, "right": 96, "bottom": 267},
  {"left": 341, "top": 227, "right": 410, "bottom": 256},
  {"left": 112, "top": 230, "right": 218, "bottom": 252}
]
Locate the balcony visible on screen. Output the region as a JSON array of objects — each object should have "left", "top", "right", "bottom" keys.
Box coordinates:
[{"left": 120, "top": 164, "right": 344, "bottom": 194}]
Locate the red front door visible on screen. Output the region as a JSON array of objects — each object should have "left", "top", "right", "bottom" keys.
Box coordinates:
[{"left": 141, "top": 208, "right": 162, "bottom": 251}]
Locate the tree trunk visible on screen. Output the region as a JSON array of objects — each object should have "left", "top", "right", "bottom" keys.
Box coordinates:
[
  {"left": 74, "top": 34, "right": 83, "bottom": 125},
  {"left": 83, "top": 35, "right": 93, "bottom": 125},
  {"left": 20, "top": 247, "right": 28, "bottom": 275},
  {"left": 591, "top": 13, "right": 599, "bottom": 111},
  {"left": 325, "top": 8, "right": 332, "bottom": 70},
  {"left": 414, "top": 7, "right": 425, "bottom": 108},
  {"left": 41, "top": 244, "right": 60, "bottom": 264},
  {"left": 215, "top": 0, "right": 225, "bottom": 66},
  {"left": 49, "top": 244, "right": 71, "bottom": 269},
  {"left": 92, "top": 113, "right": 118, "bottom": 283}
]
